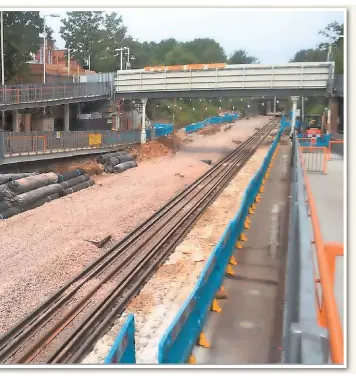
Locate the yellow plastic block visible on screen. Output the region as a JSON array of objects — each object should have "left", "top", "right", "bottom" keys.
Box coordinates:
[
  {"left": 251, "top": 203, "right": 256, "bottom": 210},
  {"left": 249, "top": 207, "right": 254, "bottom": 214},
  {"left": 229, "top": 255, "right": 238, "bottom": 265},
  {"left": 255, "top": 194, "right": 261, "bottom": 203},
  {"left": 246, "top": 216, "right": 251, "bottom": 223},
  {"left": 197, "top": 332, "right": 210, "bottom": 348},
  {"left": 188, "top": 355, "right": 196, "bottom": 364},
  {"left": 211, "top": 299, "right": 222, "bottom": 313},
  {"left": 240, "top": 233, "right": 248, "bottom": 242},
  {"left": 244, "top": 221, "right": 250, "bottom": 229},
  {"left": 235, "top": 241, "right": 243, "bottom": 249},
  {"left": 226, "top": 264, "right": 235, "bottom": 276},
  {"left": 215, "top": 285, "right": 228, "bottom": 299},
  {"left": 260, "top": 186, "right": 265, "bottom": 193}
]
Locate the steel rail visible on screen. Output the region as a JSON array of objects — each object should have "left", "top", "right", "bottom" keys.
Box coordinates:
[
  {"left": 0, "top": 120, "right": 276, "bottom": 364},
  {"left": 0, "top": 121, "right": 273, "bottom": 362},
  {"left": 52, "top": 123, "right": 274, "bottom": 364}
]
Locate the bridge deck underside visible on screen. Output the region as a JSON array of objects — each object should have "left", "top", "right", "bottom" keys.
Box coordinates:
[{"left": 115, "top": 88, "right": 327, "bottom": 100}]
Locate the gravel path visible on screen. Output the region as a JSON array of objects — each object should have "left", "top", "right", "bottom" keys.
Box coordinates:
[
  {"left": 0, "top": 116, "right": 270, "bottom": 336},
  {"left": 82, "top": 145, "right": 270, "bottom": 364}
]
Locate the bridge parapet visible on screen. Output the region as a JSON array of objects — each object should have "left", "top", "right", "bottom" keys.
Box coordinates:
[{"left": 115, "top": 62, "right": 334, "bottom": 97}]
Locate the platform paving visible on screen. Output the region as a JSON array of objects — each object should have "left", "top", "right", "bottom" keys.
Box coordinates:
[{"left": 308, "top": 158, "right": 344, "bottom": 331}]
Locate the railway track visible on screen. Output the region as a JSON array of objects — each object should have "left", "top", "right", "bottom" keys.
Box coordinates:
[{"left": 0, "top": 119, "right": 276, "bottom": 364}]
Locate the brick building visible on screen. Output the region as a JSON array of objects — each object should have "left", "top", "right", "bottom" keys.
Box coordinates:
[{"left": 26, "top": 40, "right": 94, "bottom": 83}]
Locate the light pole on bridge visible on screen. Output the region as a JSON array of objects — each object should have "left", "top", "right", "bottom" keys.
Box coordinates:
[{"left": 43, "top": 14, "right": 60, "bottom": 84}]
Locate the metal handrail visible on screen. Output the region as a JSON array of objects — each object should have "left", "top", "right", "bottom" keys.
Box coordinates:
[
  {"left": 298, "top": 142, "right": 344, "bottom": 364},
  {"left": 0, "top": 82, "right": 111, "bottom": 106}
]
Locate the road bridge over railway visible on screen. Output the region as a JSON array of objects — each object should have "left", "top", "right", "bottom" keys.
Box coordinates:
[
  {"left": 0, "top": 62, "right": 336, "bottom": 112},
  {"left": 114, "top": 62, "right": 335, "bottom": 100},
  {"left": 0, "top": 61, "right": 338, "bottom": 162}
]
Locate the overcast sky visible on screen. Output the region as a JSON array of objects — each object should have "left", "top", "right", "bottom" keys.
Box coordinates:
[{"left": 42, "top": 9, "right": 345, "bottom": 64}]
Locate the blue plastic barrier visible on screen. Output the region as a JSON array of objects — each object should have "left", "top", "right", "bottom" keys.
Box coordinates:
[
  {"left": 185, "top": 119, "right": 208, "bottom": 134},
  {"left": 185, "top": 114, "right": 239, "bottom": 134},
  {"left": 146, "top": 129, "right": 151, "bottom": 140},
  {"left": 280, "top": 116, "right": 301, "bottom": 131},
  {"left": 297, "top": 133, "right": 331, "bottom": 147},
  {"left": 152, "top": 114, "right": 239, "bottom": 137},
  {"left": 158, "top": 128, "right": 283, "bottom": 364},
  {"left": 152, "top": 123, "right": 174, "bottom": 137},
  {"left": 157, "top": 221, "right": 237, "bottom": 364},
  {"left": 104, "top": 315, "right": 136, "bottom": 364}
]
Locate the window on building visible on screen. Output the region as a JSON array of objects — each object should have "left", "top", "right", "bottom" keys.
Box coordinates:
[{"left": 48, "top": 49, "right": 53, "bottom": 64}]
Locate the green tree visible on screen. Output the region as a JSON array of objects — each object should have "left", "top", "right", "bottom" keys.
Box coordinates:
[
  {"left": 290, "top": 21, "right": 344, "bottom": 74},
  {"left": 184, "top": 38, "right": 226, "bottom": 63},
  {"left": 60, "top": 11, "right": 128, "bottom": 72},
  {"left": 290, "top": 48, "right": 327, "bottom": 63},
  {"left": 228, "top": 49, "right": 259, "bottom": 64},
  {"left": 0, "top": 11, "right": 44, "bottom": 83},
  {"left": 164, "top": 45, "right": 198, "bottom": 65},
  {"left": 318, "top": 21, "right": 344, "bottom": 74}
]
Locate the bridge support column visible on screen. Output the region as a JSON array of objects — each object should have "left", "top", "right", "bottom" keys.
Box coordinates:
[
  {"left": 24, "top": 114, "right": 31, "bottom": 132},
  {"left": 328, "top": 97, "right": 339, "bottom": 134},
  {"left": 140, "top": 98, "right": 147, "bottom": 144},
  {"left": 273, "top": 96, "right": 277, "bottom": 115},
  {"left": 1, "top": 111, "right": 5, "bottom": 128},
  {"left": 267, "top": 102, "right": 272, "bottom": 113},
  {"left": 64, "top": 104, "right": 70, "bottom": 131},
  {"left": 12, "top": 110, "right": 19, "bottom": 132},
  {"left": 291, "top": 96, "right": 299, "bottom": 134}
]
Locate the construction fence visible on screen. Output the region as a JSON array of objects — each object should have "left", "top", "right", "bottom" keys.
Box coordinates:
[
  {"left": 103, "top": 124, "right": 283, "bottom": 364},
  {"left": 102, "top": 126, "right": 344, "bottom": 365},
  {"left": 185, "top": 114, "right": 239, "bottom": 134},
  {"left": 2, "top": 129, "right": 146, "bottom": 157},
  {"left": 299, "top": 145, "right": 328, "bottom": 174},
  {"left": 151, "top": 113, "right": 239, "bottom": 138}
]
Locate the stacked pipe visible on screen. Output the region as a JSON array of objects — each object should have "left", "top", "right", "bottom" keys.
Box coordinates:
[
  {"left": 97, "top": 151, "right": 138, "bottom": 174},
  {"left": 0, "top": 169, "right": 95, "bottom": 220},
  {"left": 0, "top": 173, "right": 40, "bottom": 219},
  {"left": 58, "top": 168, "right": 95, "bottom": 196}
]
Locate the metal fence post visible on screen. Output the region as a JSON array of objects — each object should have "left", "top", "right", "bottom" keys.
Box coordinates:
[{"left": 0, "top": 130, "right": 4, "bottom": 162}]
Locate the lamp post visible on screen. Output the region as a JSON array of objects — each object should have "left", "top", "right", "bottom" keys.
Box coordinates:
[
  {"left": 126, "top": 55, "right": 135, "bottom": 70},
  {"left": 115, "top": 47, "right": 129, "bottom": 71},
  {"left": 67, "top": 48, "right": 70, "bottom": 77},
  {"left": 43, "top": 13, "right": 60, "bottom": 83},
  {"left": 1, "top": 11, "right": 4, "bottom": 86}
]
